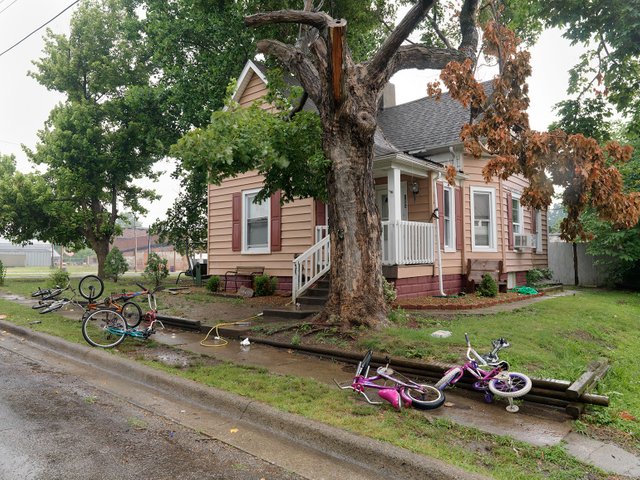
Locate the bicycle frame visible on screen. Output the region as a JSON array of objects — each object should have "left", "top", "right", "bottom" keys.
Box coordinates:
[
  {"left": 108, "top": 286, "right": 163, "bottom": 340},
  {"left": 335, "top": 355, "right": 444, "bottom": 411},
  {"left": 436, "top": 333, "right": 530, "bottom": 412}
]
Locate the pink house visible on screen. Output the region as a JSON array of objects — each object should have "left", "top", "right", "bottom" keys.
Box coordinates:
[{"left": 207, "top": 61, "right": 548, "bottom": 299}]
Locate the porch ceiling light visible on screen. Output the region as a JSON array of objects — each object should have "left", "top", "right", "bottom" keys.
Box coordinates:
[{"left": 411, "top": 180, "right": 420, "bottom": 202}]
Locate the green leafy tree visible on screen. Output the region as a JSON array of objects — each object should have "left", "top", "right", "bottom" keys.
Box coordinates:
[
  {"left": 0, "top": 0, "right": 171, "bottom": 277},
  {"left": 144, "top": 252, "right": 169, "bottom": 287},
  {"left": 104, "top": 246, "right": 129, "bottom": 282},
  {"left": 142, "top": 0, "right": 394, "bottom": 253}
]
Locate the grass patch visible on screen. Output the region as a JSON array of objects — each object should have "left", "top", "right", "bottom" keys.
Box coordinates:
[{"left": 361, "top": 289, "right": 640, "bottom": 442}]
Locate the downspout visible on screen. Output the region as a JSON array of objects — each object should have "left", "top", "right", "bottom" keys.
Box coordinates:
[{"left": 432, "top": 173, "right": 446, "bottom": 296}]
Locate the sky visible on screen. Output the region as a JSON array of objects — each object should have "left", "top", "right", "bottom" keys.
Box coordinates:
[{"left": 0, "top": 1, "right": 584, "bottom": 228}]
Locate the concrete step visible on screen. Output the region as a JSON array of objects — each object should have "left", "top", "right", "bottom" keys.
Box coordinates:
[
  {"left": 297, "top": 296, "right": 327, "bottom": 306},
  {"left": 261, "top": 306, "right": 320, "bottom": 320},
  {"left": 305, "top": 287, "right": 329, "bottom": 297}
]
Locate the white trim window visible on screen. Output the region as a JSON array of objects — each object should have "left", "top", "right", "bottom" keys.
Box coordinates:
[
  {"left": 443, "top": 185, "right": 455, "bottom": 251},
  {"left": 512, "top": 193, "right": 523, "bottom": 235},
  {"left": 242, "top": 189, "right": 270, "bottom": 253},
  {"left": 471, "top": 186, "right": 497, "bottom": 251}
]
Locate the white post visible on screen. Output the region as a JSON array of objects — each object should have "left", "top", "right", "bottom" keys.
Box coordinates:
[{"left": 387, "top": 167, "right": 401, "bottom": 264}]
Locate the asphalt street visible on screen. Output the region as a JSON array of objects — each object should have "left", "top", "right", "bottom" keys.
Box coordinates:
[{"left": 0, "top": 342, "right": 303, "bottom": 480}]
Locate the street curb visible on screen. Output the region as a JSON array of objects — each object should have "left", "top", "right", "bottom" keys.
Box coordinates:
[{"left": 0, "top": 320, "right": 488, "bottom": 480}]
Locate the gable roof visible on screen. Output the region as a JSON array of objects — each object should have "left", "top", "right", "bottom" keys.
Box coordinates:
[
  {"left": 378, "top": 89, "right": 470, "bottom": 154},
  {"left": 232, "top": 60, "right": 489, "bottom": 163}
]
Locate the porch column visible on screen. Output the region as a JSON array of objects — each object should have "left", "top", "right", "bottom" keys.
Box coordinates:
[{"left": 387, "top": 167, "right": 401, "bottom": 264}]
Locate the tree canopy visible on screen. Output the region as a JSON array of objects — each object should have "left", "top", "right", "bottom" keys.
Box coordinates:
[{"left": 0, "top": 0, "right": 169, "bottom": 276}]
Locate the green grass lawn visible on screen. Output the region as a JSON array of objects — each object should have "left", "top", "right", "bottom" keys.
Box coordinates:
[
  {"left": 359, "top": 289, "right": 640, "bottom": 442},
  {"left": 0, "top": 278, "right": 638, "bottom": 479}
]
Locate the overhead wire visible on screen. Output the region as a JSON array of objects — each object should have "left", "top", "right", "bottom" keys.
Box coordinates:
[
  {"left": 0, "top": 0, "right": 80, "bottom": 58},
  {"left": 0, "top": 0, "right": 19, "bottom": 16}
]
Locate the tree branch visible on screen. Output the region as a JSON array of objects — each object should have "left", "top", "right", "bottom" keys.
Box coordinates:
[
  {"left": 390, "top": 44, "right": 466, "bottom": 76},
  {"left": 245, "top": 10, "right": 332, "bottom": 30},
  {"left": 255, "top": 39, "right": 321, "bottom": 103},
  {"left": 367, "top": 0, "right": 436, "bottom": 84},
  {"left": 426, "top": 12, "right": 454, "bottom": 50}
]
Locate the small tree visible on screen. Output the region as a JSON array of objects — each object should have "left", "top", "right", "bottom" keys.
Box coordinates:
[
  {"left": 0, "top": 260, "right": 6, "bottom": 286},
  {"left": 104, "top": 247, "right": 128, "bottom": 282},
  {"left": 144, "top": 253, "right": 169, "bottom": 288},
  {"left": 48, "top": 269, "right": 70, "bottom": 288},
  {"left": 477, "top": 274, "right": 498, "bottom": 298}
]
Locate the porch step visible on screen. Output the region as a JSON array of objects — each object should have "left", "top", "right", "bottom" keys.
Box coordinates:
[
  {"left": 304, "top": 287, "right": 329, "bottom": 297},
  {"left": 297, "top": 296, "right": 327, "bottom": 306},
  {"left": 261, "top": 306, "right": 320, "bottom": 320}
]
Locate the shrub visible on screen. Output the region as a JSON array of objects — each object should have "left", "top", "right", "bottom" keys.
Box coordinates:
[
  {"left": 0, "top": 260, "right": 5, "bottom": 286},
  {"left": 254, "top": 274, "right": 276, "bottom": 296},
  {"left": 104, "top": 247, "right": 128, "bottom": 282},
  {"left": 477, "top": 273, "right": 498, "bottom": 297},
  {"left": 525, "top": 268, "right": 554, "bottom": 286},
  {"left": 49, "top": 268, "right": 70, "bottom": 288},
  {"left": 206, "top": 275, "right": 221, "bottom": 293},
  {"left": 144, "top": 253, "right": 169, "bottom": 287},
  {"left": 382, "top": 277, "right": 397, "bottom": 305}
]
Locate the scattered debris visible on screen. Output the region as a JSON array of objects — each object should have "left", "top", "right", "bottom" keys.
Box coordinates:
[
  {"left": 431, "top": 330, "right": 452, "bottom": 338},
  {"left": 237, "top": 286, "right": 254, "bottom": 298},
  {"left": 240, "top": 338, "right": 250, "bottom": 346}
]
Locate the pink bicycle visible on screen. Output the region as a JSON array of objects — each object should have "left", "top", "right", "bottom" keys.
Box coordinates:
[
  {"left": 435, "top": 333, "right": 532, "bottom": 412},
  {"left": 335, "top": 351, "right": 445, "bottom": 411}
]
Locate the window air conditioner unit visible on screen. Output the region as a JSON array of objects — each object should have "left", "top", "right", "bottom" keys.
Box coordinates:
[{"left": 514, "top": 233, "right": 535, "bottom": 250}]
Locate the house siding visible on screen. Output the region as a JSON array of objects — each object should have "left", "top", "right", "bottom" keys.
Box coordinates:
[{"left": 208, "top": 171, "right": 315, "bottom": 280}]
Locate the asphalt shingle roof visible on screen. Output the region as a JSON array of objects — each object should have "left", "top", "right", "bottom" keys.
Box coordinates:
[{"left": 377, "top": 82, "right": 493, "bottom": 154}]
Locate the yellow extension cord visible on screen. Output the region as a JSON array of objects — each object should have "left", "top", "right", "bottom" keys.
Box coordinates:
[{"left": 199, "top": 313, "right": 261, "bottom": 347}]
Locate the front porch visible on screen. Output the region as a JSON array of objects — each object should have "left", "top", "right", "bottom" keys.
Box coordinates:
[{"left": 293, "top": 156, "right": 442, "bottom": 302}]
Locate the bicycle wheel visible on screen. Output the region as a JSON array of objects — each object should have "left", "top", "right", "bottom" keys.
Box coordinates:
[
  {"left": 82, "top": 310, "right": 127, "bottom": 348},
  {"left": 42, "top": 288, "right": 63, "bottom": 300},
  {"left": 488, "top": 372, "right": 532, "bottom": 398},
  {"left": 31, "top": 288, "right": 51, "bottom": 298},
  {"left": 78, "top": 275, "right": 104, "bottom": 300},
  {"left": 402, "top": 384, "right": 446, "bottom": 410},
  {"left": 434, "top": 367, "right": 463, "bottom": 390},
  {"left": 40, "top": 300, "right": 65, "bottom": 314},
  {"left": 32, "top": 301, "right": 51, "bottom": 310},
  {"left": 121, "top": 301, "right": 142, "bottom": 328}
]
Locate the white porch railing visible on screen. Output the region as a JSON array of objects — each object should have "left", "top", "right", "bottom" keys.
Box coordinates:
[
  {"left": 292, "top": 220, "right": 434, "bottom": 302},
  {"left": 382, "top": 220, "right": 435, "bottom": 265},
  {"left": 315, "top": 225, "right": 329, "bottom": 243},
  {"left": 292, "top": 234, "right": 330, "bottom": 304}
]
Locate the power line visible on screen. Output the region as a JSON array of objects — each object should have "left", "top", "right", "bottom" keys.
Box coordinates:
[
  {"left": 0, "top": 0, "right": 80, "bottom": 58},
  {"left": 0, "top": 0, "right": 20, "bottom": 16}
]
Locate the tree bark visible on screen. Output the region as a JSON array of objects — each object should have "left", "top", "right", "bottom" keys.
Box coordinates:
[
  {"left": 93, "top": 239, "right": 110, "bottom": 279},
  {"left": 247, "top": 1, "right": 481, "bottom": 329},
  {"left": 321, "top": 97, "right": 387, "bottom": 329}
]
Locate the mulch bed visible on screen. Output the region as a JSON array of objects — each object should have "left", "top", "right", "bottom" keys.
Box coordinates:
[{"left": 395, "top": 292, "right": 544, "bottom": 310}]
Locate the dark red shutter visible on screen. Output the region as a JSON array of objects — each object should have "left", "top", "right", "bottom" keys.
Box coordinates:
[
  {"left": 436, "top": 182, "right": 444, "bottom": 249},
  {"left": 270, "top": 191, "right": 282, "bottom": 252},
  {"left": 455, "top": 187, "right": 463, "bottom": 251},
  {"left": 315, "top": 200, "right": 326, "bottom": 226},
  {"left": 231, "top": 192, "right": 242, "bottom": 252},
  {"left": 531, "top": 208, "right": 537, "bottom": 234},
  {"left": 506, "top": 191, "right": 513, "bottom": 250}
]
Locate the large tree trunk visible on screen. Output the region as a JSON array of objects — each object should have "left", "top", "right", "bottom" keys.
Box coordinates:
[
  {"left": 322, "top": 111, "right": 387, "bottom": 329},
  {"left": 89, "top": 238, "right": 109, "bottom": 279}
]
